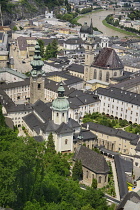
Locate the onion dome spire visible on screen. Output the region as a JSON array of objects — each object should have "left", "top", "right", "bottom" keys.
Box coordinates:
[
  {"left": 58, "top": 82, "right": 65, "bottom": 97},
  {"left": 30, "top": 42, "right": 45, "bottom": 77},
  {"left": 88, "top": 18, "right": 93, "bottom": 35},
  {"left": 52, "top": 82, "right": 69, "bottom": 111}
]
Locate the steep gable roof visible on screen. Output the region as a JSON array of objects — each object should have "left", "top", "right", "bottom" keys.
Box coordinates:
[
  {"left": 92, "top": 47, "right": 124, "bottom": 70},
  {"left": 117, "top": 191, "right": 140, "bottom": 209},
  {"left": 74, "top": 145, "right": 109, "bottom": 174},
  {"left": 56, "top": 122, "right": 73, "bottom": 134},
  {"left": 43, "top": 120, "right": 59, "bottom": 133},
  {"left": 114, "top": 155, "right": 128, "bottom": 199},
  {"left": 33, "top": 100, "right": 52, "bottom": 122},
  {"left": 83, "top": 122, "right": 139, "bottom": 144},
  {"left": 68, "top": 118, "right": 80, "bottom": 129},
  {"left": 23, "top": 112, "right": 43, "bottom": 135}
]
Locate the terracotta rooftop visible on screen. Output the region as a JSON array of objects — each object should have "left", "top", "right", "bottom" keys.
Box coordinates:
[{"left": 92, "top": 47, "right": 124, "bottom": 70}]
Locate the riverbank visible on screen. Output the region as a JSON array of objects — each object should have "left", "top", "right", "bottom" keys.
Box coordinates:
[
  {"left": 78, "top": 10, "right": 126, "bottom": 37},
  {"left": 74, "top": 9, "right": 103, "bottom": 25},
  {"left": 102, "top": 19, "right": 140, "bottom": 37}
]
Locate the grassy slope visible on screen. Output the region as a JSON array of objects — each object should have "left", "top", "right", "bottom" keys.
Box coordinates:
[{"left": 102, "top": 19, "right": 140, "bottom": 37}]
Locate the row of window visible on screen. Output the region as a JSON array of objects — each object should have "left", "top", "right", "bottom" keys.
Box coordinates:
[
  {"left": 56, "top": 113, "right": 65, "bottom": 117},
  {"left": 6, "top": 87, "right": 29, "bottom": 92},
  {"left": 102, "top": 96, "right": 139, "bottom": 109},
  {"left": 90, "top": 70, "right": 117, "bottom": 82},
  {"left": 106, "top": 104, "right": 139, "bottom": 115},
  {"left": 86, "top": 171, "right": 107, "bottom": 183}
]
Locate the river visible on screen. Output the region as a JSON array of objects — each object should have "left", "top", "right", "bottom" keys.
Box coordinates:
[{"left": 78, "top": 10, "right": 126, "bottom": 38}]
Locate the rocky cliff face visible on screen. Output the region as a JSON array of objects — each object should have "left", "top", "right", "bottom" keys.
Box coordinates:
[{"left": 2, "top": 0, "right": 46, "bottom": 26}]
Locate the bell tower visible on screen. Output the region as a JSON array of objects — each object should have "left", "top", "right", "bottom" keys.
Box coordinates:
[
  {"left": 30, "top": 42, "right": 46, "bottom": 104},
  {"left": 51, "top": 83, "right": 69, "bottom": 125},
  {"left": 84, "top": 35, "right": 97, "bottom": 81}
]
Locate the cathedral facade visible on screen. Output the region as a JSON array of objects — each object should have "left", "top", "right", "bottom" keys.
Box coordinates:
[{"left": 84, "top": 35, "right": 124, "bottom": 83}]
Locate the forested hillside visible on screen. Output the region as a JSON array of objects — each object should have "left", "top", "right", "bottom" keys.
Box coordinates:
[
  {"left": 0, "top": 105, "right": 114, "bottom": 210},
  {"left": 0, "top": 0, "right": 67, "bottom": 25}
]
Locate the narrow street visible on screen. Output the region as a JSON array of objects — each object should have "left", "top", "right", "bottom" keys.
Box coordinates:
[{"left": 111, "top": 160, "right": 120, "bottom": 201}]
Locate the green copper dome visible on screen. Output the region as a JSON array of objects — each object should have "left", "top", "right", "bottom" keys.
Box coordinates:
[
  {"left": 52, "top": 83, "right": 69, "bottom": 111},
  {"left": 30, "top": 42, "right": 45, "bottom": 77}
]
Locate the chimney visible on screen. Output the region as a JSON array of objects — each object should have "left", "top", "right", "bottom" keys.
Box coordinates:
[{"left": 86, "top": 123, "right": 89, "bottom": 130}]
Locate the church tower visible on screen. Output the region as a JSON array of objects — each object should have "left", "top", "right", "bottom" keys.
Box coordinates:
[
  {"left": 30, "top": 42, "right": 46, "bottom": 104},
  {"left": 84, "top": 34, "right": 97, "bottom": 81},
  {"left": 51, "top": 82, "right": 69, "bottom": 125}
]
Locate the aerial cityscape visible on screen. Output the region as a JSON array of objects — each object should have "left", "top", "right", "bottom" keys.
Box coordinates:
[{"left": 1, "top": 0, "right": 140, "bottom": 209}]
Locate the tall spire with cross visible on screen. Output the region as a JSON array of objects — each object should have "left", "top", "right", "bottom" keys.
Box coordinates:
[
  {"left": 30, "top": 42, "right": 46, "bottom": 104},
  {"left": 30, "top": 42, "right": 45, "bottom": 77},
  {"left": 88, "top": 18, "right": 93, "bottom": 35}
]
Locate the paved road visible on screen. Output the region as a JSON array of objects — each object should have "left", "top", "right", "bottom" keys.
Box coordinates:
[
  {"left": 78, "top": 10, "right": 126, "bottom": 37},
  {"left": 10, "top": 44, "right": 32, "bottom": 73}
]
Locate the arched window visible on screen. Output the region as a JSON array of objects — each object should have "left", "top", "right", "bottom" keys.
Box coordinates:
[
  {"left": 98, "top": 176, "right": 102, "bottom": 183},
  {"left": 114, "top": 72, "right": 117, "bottom": 76},
  {"left": 99, "top": 70, "right": 102, "bottom": 80},
  {"left": 105, "top": 174, "right": 107, "bottom": 182},
  {"left": 94, "top": 69, "right": 97, "bottom": 79},
  {"left": 62, "top": 113, "right": 64, "bottom": 117},
  {"left": 38, "top": 83, "right": 41, "bottom": 89},
  {"left": 86, "top": 170, "right": 89, "bottom": 178},
  {"left": 106, "top": 72, "right": 110, "bottom": 82},
  {"left": 57, "top": 113, "right": 59, "bottom": 117},
  {"left": 65, "top": 139, "right": 68, "bottom": 144}
]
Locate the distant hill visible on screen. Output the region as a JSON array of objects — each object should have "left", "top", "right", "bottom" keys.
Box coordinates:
[{"left": 0, "top": 0, "right": 66, "bottom": 25}]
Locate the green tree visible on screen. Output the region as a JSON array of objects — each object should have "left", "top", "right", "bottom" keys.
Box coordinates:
[
  {"left": 47, "top": 132, "right": 56, "bottom": 154},
  {"left": 38, "top": 39, "right": 45, "bottom": 58},
  {"left": 44, "top": 43, "right": 52, "bottom": 60},
  {"left": 51, "top": 39, "right": 58, "bottom": 58},
  {"left": 92, "top": 147, "right": 100, "bottom": 154},
  {"left": 0, "top": 108, "right": 112, "bottom": 210},
  {"left": 84, "top": 188, "right": 107, "bottom": 209},
  {"left": 81, "top": 204, "right": 95, "bottom": 210},
  {"left": 72, "top": 160, "right": 83, "bottom": 181},
  {"left": 0, "top": 105, "right": 6, "bottom": 126},
  {"left": 12, "top": 26, "right": 18, "bottom": 31},
  {"left": 23, "top": 199, "right": 43, "bottom": 210},
  {"left": 91, "top": 178, "right": 97, "bottom": 189}
]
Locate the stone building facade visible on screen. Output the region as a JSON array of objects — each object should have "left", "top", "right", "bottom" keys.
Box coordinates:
[
  {"left": 83, "top": 122, "right": 139, "bottom": 156},
  {"left": 74, "top": 145, "right": 109, "bottom": 188},
  {"left": 84, "top": 36, "right": 124, "bottom": 83}
]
